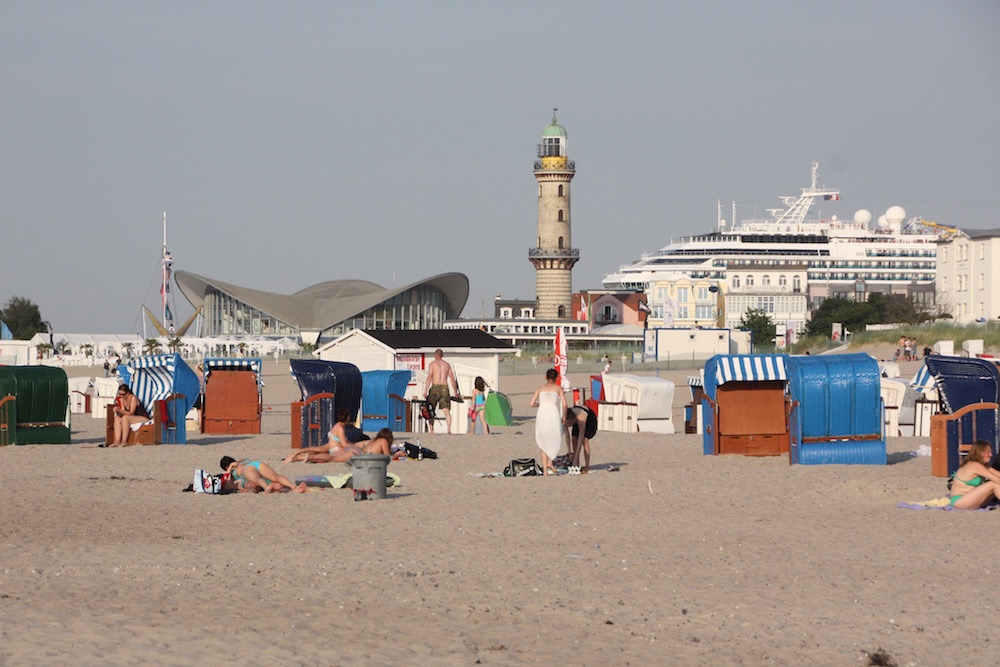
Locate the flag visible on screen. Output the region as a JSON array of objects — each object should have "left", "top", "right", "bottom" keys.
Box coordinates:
[
  {"left": 824, "top": 194, "right": 839, "bottom": 201},
  {"left": 638, "top": 300, "right": 652, "bottom": 314},
  {"left": 580, "top": 294, "right": 589, "bottom": 322},
  {"left": 554, "top": 327, "right": 571, "bottom": 392},
  {"left": 0, "top": 320, "right": 11, "bottom": 340}
]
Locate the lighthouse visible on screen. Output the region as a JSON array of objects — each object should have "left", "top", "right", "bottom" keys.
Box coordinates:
[{"left": 529, "top": 110, "right": 578, "bottom": 319}]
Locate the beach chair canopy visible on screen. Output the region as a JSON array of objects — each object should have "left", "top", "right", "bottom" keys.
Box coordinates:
[
  {"left": 703, "top": 354, "right": 788, "bottom": 400},
  {"left": 910, "top": 364, "right": 937, "bottom": 395},
  {"left": 0, "top": 366, "right": 71, "bottom": 444},
  {"left": 289, "top": 359, "right": 362, "bottom": 420},
  {"left": 360, "top": 370, "right": 411, "bottom": 431},
  {"left": 203, "top": 357, "right": 263, "bottom": 393},
  {"left": 786, "top": 354, "right": 882, "bottom": 439},
  {"left": 118, "top": 354, "right": 200, "bottom": 418},
  {"left": 785, "top": 353, "right": 885, "bottom": 465},
  {"left": 923, "top": 356, "right": 1000, "bottom": 415}
]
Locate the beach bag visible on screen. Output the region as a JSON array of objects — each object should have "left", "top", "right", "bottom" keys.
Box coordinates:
[
  {"left": 504, "top": 458, "right": 541, "bottom": 477},
  {"left": 404, "top": 442, "right": 438, "bottom": 460},
  {"left": 193, "top": 469, "right": 229, "bottom": 494},
  {"left": 420, "top": 402, "right": 436, "bottom": 422}
]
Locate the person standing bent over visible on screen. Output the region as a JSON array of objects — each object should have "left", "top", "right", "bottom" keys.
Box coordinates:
[
  {"left": 424, "top": 349, "right": 460, "bottom": 434},
  {"left": 564, "top": 405, "right": 597, "bottom": 474}
]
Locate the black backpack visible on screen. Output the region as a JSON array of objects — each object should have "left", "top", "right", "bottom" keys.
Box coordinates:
[{"left": 504, "top": 458, "right": 541, "bottom": 477}]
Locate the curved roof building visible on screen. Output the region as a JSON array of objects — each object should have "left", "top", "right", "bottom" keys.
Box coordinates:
[{"left": 174, "top": 270, "right": 469, "bottom": 341}]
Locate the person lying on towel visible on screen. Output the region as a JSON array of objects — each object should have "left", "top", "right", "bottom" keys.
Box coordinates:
[
  {"left": 949, "top": 441, "right": 1000, "bottom": 509},
  {"left": 220, "top": 456, "right": 307, "bottom": 494},
  {"left": 294, "top": 428, "right": 397, "bottom": 464}
]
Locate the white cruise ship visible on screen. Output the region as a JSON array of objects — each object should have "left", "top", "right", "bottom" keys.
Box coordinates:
[{"left": 602, "top": 163, "right": 940, "bottom": 306}]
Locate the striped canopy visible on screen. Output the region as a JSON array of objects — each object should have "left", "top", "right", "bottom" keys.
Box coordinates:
[
  {"left": 119, "top": 354, "right": 200, "bottom": 418},
  {"left": 203, "top": 357, "right": 263, "bottom": 392},
  {"left": 713, "top": 355, "right": 787, "bottom": 386},
  {"left": 909, "top": 364, "right": 936, "bottom": 394},
  {"left": 687, "top": 376, "right": 703, "bottom": 387},
  {"left": 203, "top": 357, "right": 262, "bottom": 376}
]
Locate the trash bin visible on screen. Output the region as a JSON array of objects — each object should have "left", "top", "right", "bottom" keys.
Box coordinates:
[{"left": 350, "top": 454, "right": 390, "bottom": 499}]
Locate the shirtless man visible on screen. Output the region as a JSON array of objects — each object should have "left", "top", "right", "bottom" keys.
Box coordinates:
[{"left": 424, "top": 349, "right": 460, "bottom": 434}]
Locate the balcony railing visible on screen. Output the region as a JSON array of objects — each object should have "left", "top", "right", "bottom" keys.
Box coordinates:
[
  {"left": 528, "top": 247, "right": 580, "bottom": 258},
  {"left": 533, "top": 159, "right": 576, "bottom": 171}
]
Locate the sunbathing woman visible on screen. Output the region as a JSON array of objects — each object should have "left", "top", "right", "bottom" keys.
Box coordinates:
[
  {"left": 110, "top": 385, "right": 150, "bottom": 446},
  {"left": 949, "top": 440, "right": 1000, "bottom": 509},
  {"left": 220, "top": 456, "right": 307, "bottom": 494},
  {"left": 318, "top": 428, "right": 396, "bottom": 463},
  {"left": 283, "top": 408, "right": 352, "bottom": 463}
]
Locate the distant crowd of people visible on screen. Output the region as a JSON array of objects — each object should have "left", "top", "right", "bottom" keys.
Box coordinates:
[{"left": 894, "top": 337, "right": 923, "bottom": 362}]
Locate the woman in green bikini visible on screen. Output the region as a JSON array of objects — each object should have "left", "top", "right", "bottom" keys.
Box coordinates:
[
  {"left": 949, "top": 440, "right": 1000, "bottom": 509},
  {"left": 283, "top": 408, "right": 352, "bottom": 463}
]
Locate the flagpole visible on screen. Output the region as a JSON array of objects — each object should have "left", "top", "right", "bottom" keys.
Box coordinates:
[{"left": 162, "top": 212, "right": 167, "bottom": 328}]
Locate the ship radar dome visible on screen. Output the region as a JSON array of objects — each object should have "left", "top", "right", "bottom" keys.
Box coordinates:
[
  {"left": 878, "top": 214, "right": 888, "bottom": 229},
  {"left": 885, "top": 206, "right": 906, "bottom": 226},
  {"left": 854, "top": 209, "right": 873, "bottom": 226}
]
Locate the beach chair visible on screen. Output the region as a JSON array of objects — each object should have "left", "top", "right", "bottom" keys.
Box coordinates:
[
  {"left": 291, "top": 392, "right": 335, "bottom": 449},
  {"left": 880, "top": 378, "right": 907, "bottom": 438},
  {"left": 930, "top": 403, "right": 999, "bottom": 477},
  {"left": 104, "top": 393, "right": 188, "bottom": 445},
  {"left": 201, "top": 358, "right": 263, "bottom": 435},
  {"left": 360, "top": 370, "right": 411, "bottom": 432},
  {"left": 289, "top": 360, "right": 361, "bottom": 448},
  {"left": 0, "top": 366, "right": 72, "bottom": 445},
  {"left": 115, "top": 354, "right": 201, "bottom": 444}
]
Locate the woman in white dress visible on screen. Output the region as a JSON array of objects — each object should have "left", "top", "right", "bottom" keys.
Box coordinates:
[{"left": 529, "top": 368, "right": 567, "bottom": 476}]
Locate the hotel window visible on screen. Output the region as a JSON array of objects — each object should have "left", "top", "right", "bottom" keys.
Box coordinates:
[
  {"left": 558, "top": 210, "right": 564, "bottom": 222},
  {"left": 793, "top": 276, "right": 801, "bottom": 291},
  {"left": 731, "top": 276, "right": 740, "bottom": 288},
  {"left": 762, "top": 275, "right": 771, "bottom": 286},
  {"left": 778, "top": 275, "right": 786, "bottom": 287},
  {"left": 746, "top": 276, "right": 754, "bottom": 287},
  {"left": 558, "top": 236, "right": 564, "bottom": 249},
  {"left": 942, "top": 276, "right": 947, "bottom": 292},
  {"left": 979, "top": 244, "right": 985, "bottom": 260},
  {"left": 942, "top": 248, "right": 948, "bottom": 262},
  {"left": 677, "top": 287, "right": 689, "bottom": 302},
  {"left": 980, "top": 273, "right": 985, "bottom": 290},
  {"left": 697, "top": 287, "right": 709, "bottom": 300},
  {"left": 558, "top": 184, "right": 564, "bottom": 197}
]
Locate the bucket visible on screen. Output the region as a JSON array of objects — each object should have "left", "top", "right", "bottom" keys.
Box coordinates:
[{"left": 350, "top": 454, "right": 391, "bottom": 499}]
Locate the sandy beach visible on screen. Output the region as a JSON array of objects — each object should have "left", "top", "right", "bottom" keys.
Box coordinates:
[{"left": 1, "top": 350, "right": 995, "bottom": 666}]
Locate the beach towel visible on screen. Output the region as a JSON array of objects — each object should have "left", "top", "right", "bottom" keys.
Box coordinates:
[
  {"left": 898, "top": 497, "right": 998, "bottom": 511},
  {"left": 295, "top": 473, "right": 400, "bottom": 489}
]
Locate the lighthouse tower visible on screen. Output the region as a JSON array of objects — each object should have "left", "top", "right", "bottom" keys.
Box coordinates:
[{"left": 529, "top": 110, "right": 578, "bottom": 319}]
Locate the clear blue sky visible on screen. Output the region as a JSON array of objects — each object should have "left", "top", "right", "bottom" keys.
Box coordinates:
[{"left": 2, "top": 1, "right": 998, "bottom": 333}]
